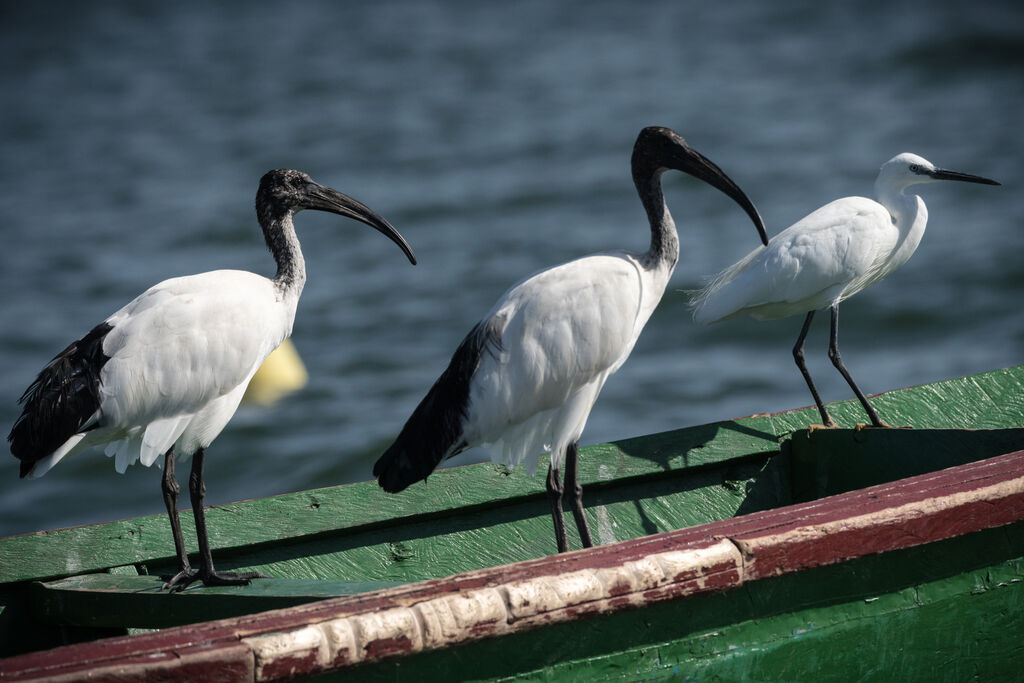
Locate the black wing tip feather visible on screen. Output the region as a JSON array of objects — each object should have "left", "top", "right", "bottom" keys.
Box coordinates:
[
  {"left": 8, "top": 321, "right": 112, "bottom": 468},
  {"left": 373, "top": 318, "right": 501, "bottom": 493},
  {"left": 372, "top": 452, "right": 424, "bottom": 493}
]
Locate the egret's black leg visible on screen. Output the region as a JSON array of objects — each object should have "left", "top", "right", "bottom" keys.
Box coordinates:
[
  {"left": 793, "top": 310, "right": 835, "bottom": 427},
  {"left": 160, "top": 447, "right": 198, "bottom": 589},
  {"left": 563, "top": 442, "right": 593, "bottom": 548},
  {"left": 545, "top": 462, "right": 569, "bottom": 553},
  {"left": 828, "top": 304, "right": 884, "bottom": 427},
  {"left": 167, "top": 448, "right": 266, "bottom": 591}
]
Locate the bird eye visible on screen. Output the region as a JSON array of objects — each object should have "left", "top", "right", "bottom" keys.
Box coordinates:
[{"left": 909, "top": 164, "right": 921, "bottom": 173}]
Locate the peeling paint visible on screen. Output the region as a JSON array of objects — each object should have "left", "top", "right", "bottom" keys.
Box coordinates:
[{"left": 596, "top": 505, "right": 616, "bottom": 546}]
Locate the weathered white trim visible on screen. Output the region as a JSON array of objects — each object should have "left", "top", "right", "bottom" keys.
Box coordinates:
[{"left": 242, "top": 539, "right": 743, "bottom": 677}]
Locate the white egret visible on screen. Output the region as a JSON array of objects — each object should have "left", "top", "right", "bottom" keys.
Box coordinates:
[
  {"left": 9, "top": 169, "right": 416, "bottom": 590},
  {"left": 690, "top": 153, "right": 999, "bottom": 427},
  {"left": 374, "top": 127, "right": 767, "bottom": 553}
]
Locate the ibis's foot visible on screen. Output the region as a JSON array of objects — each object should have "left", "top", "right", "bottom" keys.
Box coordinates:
[
  {"left": 808, "top": 421, "right": 838, "bottom": 432},
  {"left": 163, "top": 567, "right": 267, "bottom": 592},
  {"left": 161, "top": 566, "right": 199, "bottom": 591}
]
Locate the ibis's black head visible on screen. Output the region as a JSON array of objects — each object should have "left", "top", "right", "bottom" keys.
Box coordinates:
[
  {"left": 632, "top": 127, "right": 768, "bottom": 246},
  {"left": 256, "top": 169, "right": 416, "bottom": 265}
]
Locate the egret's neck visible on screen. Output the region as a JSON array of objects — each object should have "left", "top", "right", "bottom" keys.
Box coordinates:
[
  {"left": 633, "top": 169, "right": 680, "bottom": 272},
  {"left": 876, "top": 180, "right": 929, "bottom": 271},
  {"left": 262, "top": 213, "right": 307, "bottom": 299}
]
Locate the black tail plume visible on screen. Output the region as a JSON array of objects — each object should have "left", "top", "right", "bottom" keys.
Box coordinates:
[
  {"left": 373, "top": 318, "right": 501, "bottom": 493},
  {"left": 9, "top": 322, "right": 112, "bottom": 477}
]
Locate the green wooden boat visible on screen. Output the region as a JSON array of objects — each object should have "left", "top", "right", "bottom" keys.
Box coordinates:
[{"left": 1, "top": 366, "right": 1023, "bottom": 681}]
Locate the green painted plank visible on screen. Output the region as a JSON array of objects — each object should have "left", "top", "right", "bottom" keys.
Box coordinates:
[
  {"left": 31, "top": 575, "right": 401, "bottom": 630},
  {"left": 669, "top": 572, "right": 1023, "bottom": 682},
  {"left": 0, "top": 418, "right": 779, "bottom": 585},
  {"left": 140, "top": 453, "right": 787, "bottom": 588},
  {"left": 764, "top": 365, "right": 1024, "bottom": 434}
]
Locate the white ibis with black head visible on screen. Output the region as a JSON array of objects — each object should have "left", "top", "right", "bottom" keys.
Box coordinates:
[
  {"left": 690, "top": 153, "right": 999, "bottom": 427},
  {"left": 373, "top": 127, "right": 767, "bottom": 553},
  {"left": 9, "top": 169, "right": 416, "bottom": 590}
]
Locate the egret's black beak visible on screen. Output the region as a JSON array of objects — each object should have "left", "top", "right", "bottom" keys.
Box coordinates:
[
  {"left": 308, "top": 184, "right": 417, "bottom": 265},
  {"left": 671, "top": 141, "right": 769, "bottom": 247},
  {"left": 928, "top": 168, "right": 1000, "bottom": 187}
]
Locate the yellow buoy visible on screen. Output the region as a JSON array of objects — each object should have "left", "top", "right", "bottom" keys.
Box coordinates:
[{"left": 242, "top": 339, "right": 309, "bottom": 406}]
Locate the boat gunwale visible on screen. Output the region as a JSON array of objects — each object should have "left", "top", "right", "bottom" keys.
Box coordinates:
[{"left": 3, "top": 447, "right": 1023, "bottom": 681}]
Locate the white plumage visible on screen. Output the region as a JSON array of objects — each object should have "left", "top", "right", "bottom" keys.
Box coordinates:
[
  {"left": 466, "top": 253, "right": 660, "bottom": 475},
  {"left": 375, "top": 127, "right": 767, "bottom": 553},
  {"left": 694, "top": 198, "right": 895, "bottom": 323},
  {"left": 691, "top": 152, "right": 999, "bottom": 427},
  {"left": 10, "top": 169, "right": 415, "bottom": 589},
  {"left": 30, "top": 271, "right": 288, "bottom": 478}
]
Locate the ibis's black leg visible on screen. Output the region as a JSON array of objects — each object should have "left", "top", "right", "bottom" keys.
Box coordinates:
[
  {"left": 545, "top": 462, "right": 569, "bottom": 553},
  {"left": 190, "top": 448, "right": 267, "bottom": 587},
  {"left": 160, "top": 447, "right": 198, "bottom": 589},
  {"left": 793, "top": 310, "right": 835, "bottom": 427},
  {"left": 563, "top": 442, "right": 593, "bottom": 548},
  {"left": 167, "top": 448, "right": 267, "bottom": 591},
  {"left": 828, "top": 304, "right": 885, "bottom": 428}
]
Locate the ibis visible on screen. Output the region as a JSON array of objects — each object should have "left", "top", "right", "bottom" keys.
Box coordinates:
[
  {"left": 690, "top": 153, "right": 999, "bottom": 427},
  {"left": 9, "top": 169, "right": 416, "bottom": 590},
  {"left": 374, "top": 127, "right": 767, "bottom": 553}
]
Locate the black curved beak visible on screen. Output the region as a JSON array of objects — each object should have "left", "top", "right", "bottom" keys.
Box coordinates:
[
  {"left": 928, "top": 168, "right": 1000, "bottom": 186},
  {"left": 671, "top": 144, "right": 769, "bottom": 246},
  {"left": 307, "top": 184, "right": 417, "bottom": 265}
]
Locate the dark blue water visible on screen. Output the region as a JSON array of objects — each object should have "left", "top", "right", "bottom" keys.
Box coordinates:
[{"left": 1, "top": 1, "right": 1022, "bottom": 537}]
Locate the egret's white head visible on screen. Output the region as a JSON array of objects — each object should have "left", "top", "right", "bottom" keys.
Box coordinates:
[{"left": 877, "top": 153, "right": 999, "bottom": 191}]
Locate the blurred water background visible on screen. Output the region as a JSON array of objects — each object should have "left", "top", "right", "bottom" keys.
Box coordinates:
[{"left": 1, "top": 1, "right": 1021, "bottom": 538}]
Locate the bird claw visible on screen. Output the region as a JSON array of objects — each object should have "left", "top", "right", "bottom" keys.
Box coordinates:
[
  {"left": 161, "top": 566, "right": 200, "bottom": 592},
  {"left": 808, "top": 422, "right": 838, "bottom": 432},
  {"left": 162, "top": 567, "right": 268, "bottom": 592}
]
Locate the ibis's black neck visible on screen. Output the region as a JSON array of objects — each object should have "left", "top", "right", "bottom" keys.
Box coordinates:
[
  {"left": 632, "top": 158, "right": 679, "bottom": 271},
  {"left": 259, "top": 208, "right": 307, "bottom": 296}
]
